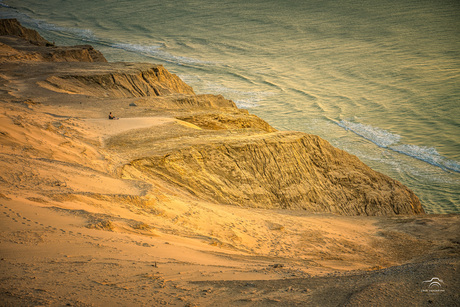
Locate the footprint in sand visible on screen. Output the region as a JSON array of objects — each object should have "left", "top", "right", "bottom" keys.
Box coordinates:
[{"left": 2, "top": 205, "right": 83, "bottom": 235}]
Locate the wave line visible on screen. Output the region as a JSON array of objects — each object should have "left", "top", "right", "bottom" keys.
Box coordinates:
[{"left": 334, "top": 119, "right": 460, "bottom": 173}]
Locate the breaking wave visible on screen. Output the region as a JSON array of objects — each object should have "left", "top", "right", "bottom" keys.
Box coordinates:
[
  {"left": 0, "top": 0, "right": 11, "bottom": 8},
  {"left": 111, "top": 42, "right": 216, "bottom": 66},
  {"left": 0, "top": 6, "right": 98, "bottom": 42},
  {"left": 111, "top": 43, "right": 162, "bottom": 55},
  {"left": 392, "top": 144, "right": 460, "bottom": 173},
  {"left": 34, "top": 21, "right": 97, "bottom": 42},
  {"left": 337, "top": 119, "right": 401, "bottom": 147},
  {"left": 336, "top": 119, "right": 460, "bottom": 173}
]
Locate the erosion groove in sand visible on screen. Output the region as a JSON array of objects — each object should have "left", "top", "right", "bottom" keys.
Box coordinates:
[{"left": 0, "top": 19, "right": 458, "bottom": 306}]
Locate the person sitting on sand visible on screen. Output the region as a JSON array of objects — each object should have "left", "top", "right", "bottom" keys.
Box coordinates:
[{"left": 108, "top": 112, "right": 117, "bottom": 120}]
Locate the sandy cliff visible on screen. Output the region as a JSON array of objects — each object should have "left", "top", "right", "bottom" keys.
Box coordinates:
[
  {"left": 127, "top": 132, "right": 422, "bottom": 215},
  {"left": 0, "top": 18, "right": 50, "bottom": 46},
  {"left": 40, "top": 65, "right": 195, "bottom": 97},
  {"left": 0, "top": 19, "right": 107, "bottom": 63},
  {"left": 1, "top": 20, "right": 457, "bottom": 307}
]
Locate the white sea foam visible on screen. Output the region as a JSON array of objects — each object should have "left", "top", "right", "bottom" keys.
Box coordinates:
[
  {"left": 200, "top": 81, "right": 276, "bottom": 109},
  {"left": 44, "top": 25, "right": 96, "bottom": 41},
  {"left": 0, "top": 9, "right": 98, "bottom": 43},
  {"left": 0, "top": 6, "right": 32, "bottom": 22},
  {"left": 174, "top": 75, "right": 265, "bottom": 109},
  {"left": 336, "top": 119, "right": 460, "bottom": 173},
  {"left": 337, "top": 120, "right": 401, "bottom": 147},
  {"left": 112, "top": 43, "right": 162, "bottom": 55},
  {"left": 0, "top": 0, "right": 11, "bottom": 8},
  {"left": 233, "top": 99, "right": 260, "bottom": 109},
  {"left": 111, "top": 42, "right": 215, "bottom": 66},
  {"left": 27, "top": 18, "right": 98, "bottom": 42},
  {"left": 392, "top": 144, "right": 460, "bottom": 173}
]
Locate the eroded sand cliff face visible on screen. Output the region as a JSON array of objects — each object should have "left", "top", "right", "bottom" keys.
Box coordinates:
[
  {"left": 39, "top": 65, "right": 195, "bottom": 97},
  {"left": 127, "top": 132, "right": 422, "bottom": 215},
  {"left": 0, "top": 18, "right": 51, "bottom": 45},
  {"left": 0, "top": 19, "right": 107, "bottom": 63}
]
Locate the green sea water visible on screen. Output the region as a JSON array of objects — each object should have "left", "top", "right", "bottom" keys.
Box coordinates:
[{"left": 1, "top": 0, "right": 459, "bottom": 213}]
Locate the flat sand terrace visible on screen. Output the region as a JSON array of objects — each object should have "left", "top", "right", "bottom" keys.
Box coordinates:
[{"left": 82, "top": 117, "right": 176, "bottom": 138}]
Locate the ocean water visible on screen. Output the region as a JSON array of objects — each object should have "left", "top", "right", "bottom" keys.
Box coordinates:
[{"left": 1, "top": 0, "right": 459, "bottom": 213}]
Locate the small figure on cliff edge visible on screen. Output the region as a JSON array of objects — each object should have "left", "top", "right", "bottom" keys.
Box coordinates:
[{"left": 108, "top": 112, "right": 118, "bottom": 120}]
